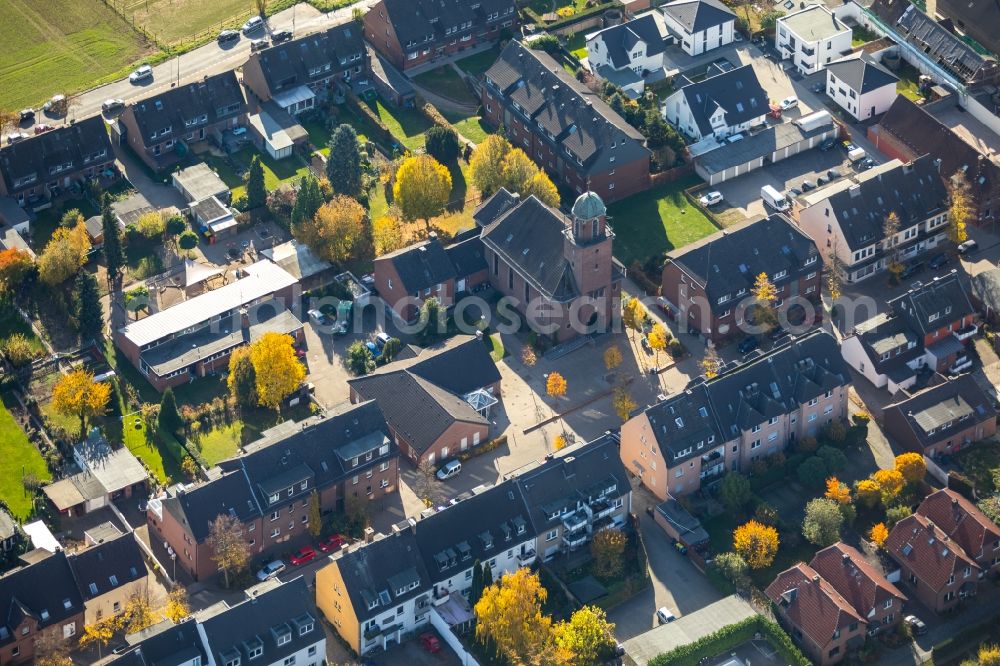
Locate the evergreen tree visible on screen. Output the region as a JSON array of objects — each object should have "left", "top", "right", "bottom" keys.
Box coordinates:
[
  {"left": 100, "top": 194, "right": 124, "bottom": 286},
  {"left": 469, "top": 559, "right": 484, "bottom": 607},
  {"left": 480, "top": 561, "right": 493, "bottom": 592},
  {"left": 291, "top": 176, "right": 322, "bottom": 228},
  {"left": 326, "top": 124, "right": 362, "bottom": 197},
  {"left": 75, "top": 271, "right": 103, "bottom": 343},
  {"left": 246, "top": 156, "right": 267, "bottom": 210},
  {"left": 158, "top": 387, "right": 183, "bottom": 436}
]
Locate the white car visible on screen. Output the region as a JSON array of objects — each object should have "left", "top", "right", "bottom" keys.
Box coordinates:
[
  {"left": 779, "top": 96, "right": 798, "bottom": 110},
  {"left": 242, "top": 16, "right": 265, "bottom": 33},
  {"left": 129, "top": 65, "right": 153, "bottom": 84},
  {"left": 656, "top": 607, "right": 676, "bottom": 624},
  {"left": 436, "top": 460, "right": 462, "bottom": 481},
  {"left": 255, "top": 559, "right": 285, "bottom": 581},
  {"left": 699, "top": 191, "right": 723, "bottom": 206},
  {"left": 102, "top": 98, "right": 125, "bottom": 114}
]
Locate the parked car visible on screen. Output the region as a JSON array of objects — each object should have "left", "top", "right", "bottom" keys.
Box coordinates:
[
  {"left": 811, "top": 82, "right": 825, "bottom": 93},
  {"left": 699, "top": 191, "right": 723, "bottom": 206},
  {"left": 42, "top": 94, "right": 67, "bottom": 116},
  {"left": 33, "top": 124, "right": 54, "bottom": 134},
  {"left": 904, "top": 615, "right": 927, "bottom": 635},
  {"left": 290, "top": 546, "right": 317, "bottom": 566},
  {"left": 218, "top": 29, "right": 239, "bottom": 44},
  {"left": 656, "top": 607, "right": 677, "bottom": 624},
  {"left": 365, "top": 340, "right": 381, "bottom": 359},
  {"left": 129, "top": 65, "right": 153, "bottom": 84},
  {"left": 232, "top": 125, "right": 248, "bottom": 137},
  {"left": 272, "top": 29, "right": 293, "bottom": 43},
  {"left": 250, "top": 38, "right": 269, "bottom": 52},
  {"left": 318, "top": 534, "right": 346, "bottom": 553},
  {"left": 19, "top": 109, "right": 34, "bottom": 123},
  {"left": 307, "top": 308, "right": 331, "bottom": 326},
  {"left": 801, "top": 180, "right": 816, "bottom": 191},
  {"left": 419, "top": 633, "right": 442, "bottom": 654},
  {"left": 817, "top": 175, "right": 829, "bottom": 186},
  {"left": 779, "top": 96, "right": 798, "bottom": 110},
  {"left": 860, "top": 157, "right": 876, "bottom": 170},
  {"left": 255, "top": 559, "right": 285, "bottom": 581},
  {"left": 827, "top": 169, "right": 841, "bottom": 179},
  {"left": 819, "top": 137, "right": 836, "bottom": 151},
  {"left": 5, "top": 133, "right": 28, "bottom": 144},
  {"left": 436, "top": 459, "right": 462, "bottom": 481},
  {"left": 737, "top": 336, "right": 759, "bottom": 355},
  {"left": 928, "top": 253, "right": 949, "bottom": 269},
  {"left": 374, "top": 331, "right": 392, "bottom": 349},
  {"left": 900, "top": 262, "right": 925, "bottom": 280},
  {"left": 242, "top": 15, "right": 265, "bottom": 33},
  {"left": 788, "top": 186, "right": 803, "bottom": 197},
  {"left": 958, "top": 239, "right": 978, "bottom": 254},
  {"left": 102, "top": 98, "right": 125, "bottom": 114}
]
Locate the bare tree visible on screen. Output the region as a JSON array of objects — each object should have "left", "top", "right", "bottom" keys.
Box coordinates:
[{"left": 253, "top": 0, "right": 267, "bottom": 18}]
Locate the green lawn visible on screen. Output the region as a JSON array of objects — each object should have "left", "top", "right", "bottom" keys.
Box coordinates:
[
  {"left": 444, "top": 110, "right": 493, "bottom": 145},
  {"left": 454, "top": 45, "right": 504, "bottom": 78},
  {"left": 895, "top": 61, "right": 925, "bottom": 102},
  {"left": 0, "top": 300, "right": 44, "bottom": 355},
  {"left": 30, "top": 198, "right": 100, "bottom": 250},
  {"left": 954, "top": 440, "right": 1000, "bottom": 494},
  {"left": 487, "top": 333, "right": 506, "bottom": 361},
  {"left": 197, "top": 423, "right": 243, "bottom": 466},
  {"left": 851, "top": 25, "right": 881, "bottom": 46},
  {"left": 567, "top": 32, "right": 589, "bottom": 60},
  {"left": 703, "top": 513, "right": 818, "bottom": 588},
  {"left": 366, "top": 99, "right": 433, "bottom": 152},
  {"left": 607, "top": 176, "right": 719, "bottom": 266},
  {"left": 0, "top": 397, "right": 51, "bottom": 520},
  {"left": 413, "top": 66, "right": 478, "bottom": 106},
  {"left": 302, "top": 117, "right": 370, "bottom": 157},
  {"left": 204, "top": 147, "right": 312, "bottom": 200}
]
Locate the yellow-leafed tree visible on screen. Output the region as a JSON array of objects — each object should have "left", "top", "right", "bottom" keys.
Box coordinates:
[
  {"left": 733, "top": 520, "right": 779, "bottom": 570},
  {"left": 947, "top": 171, "right": 971, "bottom": 245},
  {"left": 869, "top": 522, "right": 889, "bottom": 548},
  {"left": 52, "top": 370, "right": 111, "bottom": 436},
  {"left": 78, "top": 619, "right": 115, "bottom": 658},
  {"left": 979, "top": 644, "right": 1000, "bottom": 666},
  {"left": 591, "top": 528, "right": 628, "bottom": 579},
  {"left": 294, "top": 195, "right": 368, "bottom": 265},
  {"left": 393, "top": 155, "right": 452, "bottom": 230},
  {"left": 206, "top": 513, "right": 251, "bottom": 588},
  {"left": 855, "top": 478, "right": 882, "bottom": 508},
  {"left": 547, "top": 371, "right": 567, "bottom": 398},
  {"left": 894, "top": 452, "right": 926, "bottom": 485},
  {"left": 372, "top": 214, "right": 406, "bottom": 256},
  {"left": 475, "top": 568, "right": 564, "bottom": 665},
  {"left": 612, "top": 386, "right": 637, "bottom": 423},
  {"left": 553, "top": 606, "right": 617, "bottom": 666},
  {"left": 873, "top": 468, "right": 905, "bottom": 504},
  {"left": 701, "top": 342, "right": 722, "bottom": 378},
  {"left": 603, "top": 345, "right": 623, "bottom": 371},
  {"left": 648, "top": 322, "right": 669, "bottom": 361},
  {"left": 38, "top": 221, "right": 91, "bottom": 286},
  {"left": 523, "top": 170, "right": 560, "bottom": 207},
  {"left": 164, "top": 586, "right": 190, "bottom": 623},
  {"left": 469, "top": 134, "right": 512, "bottom": 197},
  {"left": 249, "top": 332, "right": 306, "bottom": 412}
]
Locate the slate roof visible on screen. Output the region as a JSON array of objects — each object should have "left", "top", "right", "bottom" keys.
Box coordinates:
[
  {"left": 852, "top": 312, "right": 923, "bottom": 378},
  {"left": 892, "top": 3, "right": 995, "bottom": 83},
  {"left": 917, "top": 488, "right": 1000, "bottom": 562},
  {"left": 666, "top": 214, "right": 819, "bottom": 306},
  {"left": 0, "top": 551, "right": 83, "bottom": 646},
  {"left": 886, "top": 514, "right": 979, "bottom": 590},
  {"left": 377, "top": 0, "right": 515, "bottom": 52},
  {"left": 826, "top": 53, "right": 899, "bottom": 94},
  {"left": 809, "top": 543, "right": 906, "bottom": 617},
  {"left": 765, "top": 563, "right": 865, "bottom": 650},
  {"left": 934, "top": 0, "right": 1000, "bottom": 61},
  {"left": 887, "top": 271, "right": 975, "bottom": 336},
  {"left": 885, "top": 374, "right": 993, "bottom": 447},
  {"left": 661, "top": 0, "right": 736, "bottom": 34},
  {"left": 445, "top": 234, "right": 488, "bottom": 280},
  {"left": 473, "top": 188, "right": 521, "bottom": 227},
  {"left": 162, "top": 470, "right": 260, "bottom": 544},
  {"left": 674, "top": 64, "right": 768, "bottom": 137},
  {"left": 778, "top": 5, "right": 849, "bottom": 41},
  {"left": 245, "top": 22, "right": 366, "bottom": 97},
  {"left": 485, "top": 41, "right": 650, "bottom": 175},
  {"left": 68, "top": 533, "right": 146, "bottom": 602},
  {"left": 400, "top": 335, "right": 502, "bottom": 396},
  {"left": 590, "top": 13, "right": 671, "bottom": 69},
  {"left": 379, "top": 237, "right": 458, "bottom": 294},
  {"left": 336, "top": 530, "right": 431, "bottom": 622},
  {"left": 0, "top": 115, "right": 112, "bottom": 193},
  {"left": 126, "top": 71, "right": 245, "bottom": 143},
  {"left": 109, "top": 621, "right": 208, "bottom": 666}
]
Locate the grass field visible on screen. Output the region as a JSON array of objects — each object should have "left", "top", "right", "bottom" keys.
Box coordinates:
[
  {"left": 121, "top": 0, "right": 253, "bottom": 45},
  {"left": 0, "top": 301, "right": 44, "bottom": 355},
  {"left": 0, "top": 397, "right": 51, "bottom": 520},
  {"left": 443, "top": 110, "right": 492, "bottom": 145},
  {"left": 0, "top": 0, "right": 154, "bottom": 110},
  {"left": 454, "top": 45, "right": 503, "bottom": 78},
  {"left": 366, "top": 99, "right": 433, "bottom": 152},
  {"left": 413, "top": 66, "right": 478, "bottom": 106},
  {"left": 197, "top": 423, "right": 242, "bottom": 466}
]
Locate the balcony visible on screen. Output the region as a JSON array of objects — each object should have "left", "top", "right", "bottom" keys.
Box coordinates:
[
  {"left": 954, "top": 324, "right": 978, "bottom": 342},
  {"left": 432, "top": 587, "right": 449, "bottom": 607},
  {"left": 589, "top": 499, "right": 615, "bottom": 521},
  {"left": 949, "top": 356, "right": 973, "bottom": 375},
  {"left": 700, "top": 463, "right": 725, "bottom": 480},
  {"left": 563, "top": 532, "right": 589, "bottom": 550},
  {"left": 562, "top": 511, "right": 587, "bottom": 534},
  {"left": 518, "top": 549, "right": 537, "bottom": 567}
]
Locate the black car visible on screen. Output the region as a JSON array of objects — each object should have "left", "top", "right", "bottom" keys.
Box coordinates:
[
  {"left": 789, "top": 186, "right": 803, "bottom": 196},
  {"left": 217, "top": 29, "right": 239, "bottom": 44},
  {"left": 802, "top": 180, "right": 816, "bottom": 191},
  {"left": 738, "top": 337, "right": 759, "bottom": 355},
  {"left": 272, "top": 29, "right": 293, "bottom": 43},
  {"left": 819, "top": 137, "right": 836, "bottom": 151},
  {"left": 900, "top": 262, "right": 925, "bottom": 280},
  {"left": 928, "top": 253, "right": 949, "bottom": 269},
  {"left": 769, "top": 326, "right": 790, "bottom": 342},
  {"left": 19, "top": 108, "right": 34, "bottom": 123}
]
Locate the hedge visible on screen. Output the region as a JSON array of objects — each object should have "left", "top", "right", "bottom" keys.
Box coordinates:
[{"left": 647, "top": 616, "right": 810, "bottom": 666}]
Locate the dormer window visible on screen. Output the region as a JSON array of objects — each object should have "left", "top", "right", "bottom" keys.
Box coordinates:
[
  {"left": 62, "top": 598, "right": 72, "bottom": 609},
  {"left": 368, "top": 599, "right": 378, "bottom": 610},
  {"left": 108, "top": 575, "right": 118, "bottom": 586},
  {"left": 269, "top": 493, "right": 280, "bottom": 504}
]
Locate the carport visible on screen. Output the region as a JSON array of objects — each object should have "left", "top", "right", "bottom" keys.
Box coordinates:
[{"left": 694, "top": 122, "right": 839, "bottom": 185}]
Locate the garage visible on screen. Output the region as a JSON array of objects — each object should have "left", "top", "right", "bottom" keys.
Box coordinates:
[{"left": 694, "top": 122, "right": 839, "bottom": 185}]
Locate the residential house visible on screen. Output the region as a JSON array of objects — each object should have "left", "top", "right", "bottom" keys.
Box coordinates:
[
  {"left": 882, "top": 374, "right": 996, "bottom": 457},
  {"left": 933, "top": 0, "right": 1000, "bottom": 66},
  {"left": 119, "top": 71, "right": 246, "bottom": 172},
  {"left": 67, "top": 533, "right": 148, "bottom": 625},
  {"left": 114, "top": 260, "right": 301, "bottom": 392},
  {"left": 479, "top": 191, "right": 624, "bottom": 343},
  {"left": 373, "top": 230, "right": 487, "bottom": 324},
  {"left": 482, "top": 41, "right": 652, "bottom": 202},
  {"left": 796, "top": 156, "right": 950, "bottom": 284},
  {"left": 869, "top": 96, "right": 1000, "bottom": 226},
  {"left": 586, "top": 12, "right": 673, "bottom": 96},
  {"left": 660, "top": 214, "right": 821, "bottom": 344},
  {"left": 775, "top": 5, "right": 852, "bottom": 75},
  {"left": 621, "top": 330, "right": 850, "bottom": 498},
  {"left": 659, "top": 0, "right": 737, "bottom": 56},
  {"left": 840, "top": 271, "right": 977, "bottom": 393},
  {"left": 662, "top": 64, "right": 768, "bottom": 142},
  {"left": 347, "top": 335, "right": 501, "bottom": 466},
  {"left": 824, "top": 53, "right": 899, "bottom": 121},
  {"left": 0, "top": 115, "right": 114, "bottom": 208},
  {"left": 809, "top": 543, "right": 907, "bottom": 635},
  {"left": 885, "top": 513, "right": 980, "bottom": 612},
  {"left": 916, "top": 488, "right": 1000, "bottom": 576},
  {"left": 242, "top": 21, "right": 369, "bottom": 117},
  {"left": 108, "top": 621, "right": 208, "bottom": 666},
  {"left": 766, "top": 563, "right": 867, "bottom": 665},
  {"left": 0, "top": 552, "right": 85, "bottom": 664},
  {"left": 146, "top": 401, "right": 398, "bottom": 581},
  {"left": 363, "top": 0, "right": 516, "bottom": 71}
]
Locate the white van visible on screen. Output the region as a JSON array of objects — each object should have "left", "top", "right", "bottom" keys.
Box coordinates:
[
  {"left": 436, "top": 460, "right": 462, "bottom": 481},
  {"left": 848, "top": 146, "right": 867, "bottom": 163},
  {"left": 761, "top": 184, "right": 789, "bottom": 211}
]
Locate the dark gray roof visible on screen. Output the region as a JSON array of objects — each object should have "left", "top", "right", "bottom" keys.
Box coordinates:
[
  {"left": 826, "top": 53, "right": 899, "bottom": 94},
  {"left": 0, "top": 551, "right": 84, "bottom": 646},
  {"left": 480, "top": 195, "right": 578, "bottom": 302},
  {"left": 246, "top": 22, "right": 366, "bottom": 96},
  {"left": 473, "top": 188, "right": 521, "bottom": 227},
  {"left": 591, "top": 13, "right": 671, "bottom": 69},
  {"left": 380, "top": 237, "right": 457, "bottom": 293},
  {"left": 887, "top": 271, "right": 974, "bottom": 337},
  {"left": 200, "top": 578, "right": 320, "bottom": 666},
  {"left": 885, "top": 374, "right": 995, "bottom": 446},
  {"left": 109, "top": 621, "right": 208, "bottom": 666},
  {"left": 336, "top": 530, "right": 431, "bottom": 622},
  {"left": 0, "top": 115, "right": 111, "bottom": 193},
  {"left": 162, "top": 470, "right": 260, "bottom": 544},
  {"left": 125, "top": 71, "right": 245, "bottom": 144},
  {"left": 666, "top": 215, "right": 819, "bottom": 306},
  {"left": 402, "top": 335, "right": 502, "bottom": 395},
  {"left": 378, "top": 0, "right": 515, "bottom": 52},
  {"left": 446, "top": 234, "right": 488, "bottom": 280},
  {"left": 934, "top": 0, "right": 1000, "bottom": 62},
  {"left": 676, "top": 65, "right": 768, "bottom": 137},
  {"left": 854, "top": 312, "right": 924, "bottom": 377},
  {"left": 68, "top": 533, "right": 146, "bottom": 602},
  {"left": 661, "top": 0, "right": 736, "bottom": 33},
  {"left": 695, "top": 121, "right": 833, "bottom": 174},
  {"left": 485, "top": 41, "right": 650, "bottom": 175},
  {"left": 970, "top": 268, "right": 1000, "bottom": 314}
]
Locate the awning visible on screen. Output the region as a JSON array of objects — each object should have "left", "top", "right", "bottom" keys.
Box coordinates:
[
  {"left": 209, "top": 217, "right": 237, "bottom": 234},
  {"left": 273, "top": 85, "right": 315, "bottom": 109},
  {"left": 184, "top": 259, "right": 223, "bottom": 288}
]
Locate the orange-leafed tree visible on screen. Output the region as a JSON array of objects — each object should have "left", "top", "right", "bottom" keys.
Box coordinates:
[
  {"left": 547, "top": 371, "right": 567, "bottom": 398},
  {"left": 894, "top": 452, "right": 926, "bottom": 485},
  {"left": 824, "top": 476, "right": 852, "bottom": 504},
  {"left": 733, "top": 520, "right": 779, "bottom": 569},
  {"left": 869, "top": 522, "right": 889, "bottom": 548}
]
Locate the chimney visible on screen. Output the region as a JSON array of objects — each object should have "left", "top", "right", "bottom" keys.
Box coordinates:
[
  {"left": 812, "top": 574, "right": 820, "bottom": 582},
  {"left": 842, "top": 553, "right": 851, "bottom": 564},
  {"left": 240, "top": 307, "right": 250, "bottom": 330},
  {"left": 364, "top": 526, "right": 375, "bottom": 543}
]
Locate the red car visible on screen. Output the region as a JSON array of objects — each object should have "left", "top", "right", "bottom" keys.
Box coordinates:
[
  {"left": 33, "top": 124, "right": 54, "bottom": 134},
  {"left": 419, "top": 632, "right": 441, "bottom": 653},
  {"left": 290, "top": 546, "right": 317, "bottom": 566},
  {"left": 318, "top": 534, "right": 346, "bottom": 553}
]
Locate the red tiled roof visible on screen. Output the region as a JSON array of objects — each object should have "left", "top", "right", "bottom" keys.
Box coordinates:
[
  {"left": 917, "top": 489, "right": 1000, "bottom": 562},
  {"left": 809, "top": 542, "right": 907, "bottom": 617},
  {"left": 765, "top": 563, "right": 865, "bottom": 649},
  {"left": 885, "top": 514, "right": 980, "bottom": 591}
]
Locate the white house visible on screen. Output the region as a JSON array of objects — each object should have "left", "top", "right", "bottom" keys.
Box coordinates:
[
  {"left": 825, "top": 53, "right": 900, "bottom": 121},
  {"left": 776, "top": 5, "right": 852, "bottom": 75},
  {"left": 660, "top": 0, "right": 737, "bottom": 56},
  {"left": 662, "top": 64, "right": 768, "bottom": 141},
  {"left": 587, "top": 12, "right": 672, "bottom": 96}
]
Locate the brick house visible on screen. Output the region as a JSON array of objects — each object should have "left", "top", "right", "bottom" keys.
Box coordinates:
[
  {"left": 119, "top": 71, "right": 246, "bottom": 172},
  {"left": 621, "top": 329, "right": 850, "bottom": 498},
  {"left": 146, "top": 401, "right": 398, "bottom": 581},
  {"left": 0, "top": 115, "right": 114, "bottom": 209},
  {"left": 660, "top": 214, "right": 821, "bottom": 344},
  {"left": 348, "top": 336, "right": 501, "bottom": 466},
  {"left": 809, "top": 543, "right": 907, "bottom": 636},
  {"left": 882, "top": 374, "right": 997, "bottom": 458},
  {"left": 363, "top": 0, "right": 516, "bottom": 72},
  {"left": 67, "top": 533, "right": 149, "bottom": 625},
  {"left": 885, "top": 513, "right": 980, "bottom": 613},
  {"left": 917, "top": 489, "right": 1000, "bottom": 576},
  {"left": 482, "top": 41, "right": 651, "bottom": 203}
]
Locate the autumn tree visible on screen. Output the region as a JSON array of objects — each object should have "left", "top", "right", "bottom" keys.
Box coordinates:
[
  {"left": 246, "top": 155, "right": 267, "bottom": 210},
  {"left": 475, "top": 568, "right": 559, "bottom": 665},
  {"left": 79, "top": 619, "right": 115, "bottom": 658},
  {"left": 38, "top": 221, "right": 91, "bottom": 286},
  {"left": 713, "top": 551, "right": 750, "bottom": 588},
  {"left": 855, "top": 478, "right": 882, "bottom": 509},
  {"left": 869, "top": 522, "right": 889, "bottom": 548},
  {"left": 554, "top": 606, "right": 617, "bottom": 666},
  {"left": 116, "top": 588, "right": 158, "bottom": 634},
  {"left": 500, "top": 148, "right": 538, "bottom": 195},
  {"left": 591, "top": 528, "right": 627, "bottom": 579},
  {"left": 249, "top": 332, "right": 306, "bottom": 412},
  {"left": 227, "top": 346, "right": 258, "bottom": 407},
  {"left": 979, "top": 644, "right": 1000, "bottom": 666},
  {"left": 553, "top": 434, "right": 568, "bottom": 451},
  {"left": 52, "top": 370, "right": 111, "bottom": 435},
  {"left": 164, "top": 586, "right": 190, "bottom": 623},
  {"left": 308, "top": 491, "right": 322, "bottom": 538},
  {"left": 720, "top": 473, "right": 752, "bottom": 513},
  {"left": 295, "top": 196, "right": 368, "bottom": 265},
  {"left": 947, "top": 171, "right": 971, "bottom": 245},
  {"left": 701, "top": 341, "right": 722, "bottom": 378},
  {"left": 894, "top": 452, "right": 926, "bottom": 485},
  {"left": 327, "top": 124, "right": 363, "bottom": 197},
  {"left": 612, "top": 386, "right": 636, "bottom": 423},
  {"left": 622, "top": 297, "right": 646, "bottom": 332},
  {"left": 751, "top": 272, "right": 778, "bottom": 331},
  {"left": 603, "top": 345, "right": 623, "bottom": 371},
  {"left": 372, "top": 214, "right": 405, "bottom": 256},
  {"left": 0, "top": 248, "right": 34, "bottom": 293},
  {"left": 546, "top": 371, "right": 567, "bottom": 398},
  {"left": 207, "top": 513, "right": 251, "bottom": 587},
  {"left": 802, "top": 498, "right": 844, "bottom": 547},
  {"left": 393, "top": 155, "right": 452, "bottom": 229},
  {"left": 75, "top": 270, "right": 103, "bottom": 342},
  {"left": 469, "top": 134, "right": 512, "bottom": 197},
  {"left": 824, "top": 476, "right": 852, "bottom": 504},
  {"left": 135, "top": 210, "right": 166, "bottom": 238},
  {"left": 873, "top": 468, "right": 905, "bottom": 504},
  {"left": 826, "top": 239, "right": 845, "bottom": 303},
  {"left": 647, "top": 322, "right": 669, "bottom": 361},
  {"left": 101, "top": 194, "right": 125, "bottom": 285},
  {"left": 883, "top": 212, "right": 903, "bottom": 282},
  {"left": 523, "top": 170, "right": 560, "bottom": 207},
  {"left": 521, "top": 346, "right": 537, "bottom": 367},
  {"left": 733, "top": 520, "right": 779, "bottom": 569},
  {"left": 34, "top": 632, "right": 73, "bottom": 666}
]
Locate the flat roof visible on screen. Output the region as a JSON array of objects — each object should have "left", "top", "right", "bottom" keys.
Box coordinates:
[
  {"left": 77, "top": 444, "right": 148, "bottom": 492},
  {"left": 118, "top": 260, "right": 298, "bottom": 347},
  {"left": 173, "top": 163, "right": 229, "bottom": 203},
  {"left": 23, "top": 520, "right": 60, "bottom": 553},
  {"left": 696, "top": 122, "right": 833, "bottom": 174},
  {"left": 261, "top": 240, "right": 333, "bottom": 280},
  {"left": 779, "top": 5, "right": 849, "bottom": 41}
]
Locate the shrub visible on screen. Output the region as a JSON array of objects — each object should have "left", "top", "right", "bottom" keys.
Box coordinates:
[
  {"left": 425, "top": 126, "right": 461, "bottom": 163},
  {"left": 796, "top": 456, "right": 828, "bottom": 488},
  {"left": 3, "top": 333, "right": 37, "bottom": 367}
]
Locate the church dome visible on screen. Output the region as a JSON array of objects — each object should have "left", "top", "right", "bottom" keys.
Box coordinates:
[{"left": 571, "top": 191, "right": 606, "bottom": 220}]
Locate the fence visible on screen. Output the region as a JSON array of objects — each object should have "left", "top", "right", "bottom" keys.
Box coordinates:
[{"left": 99, "top": 0, "right": 262, "bottom": 50}]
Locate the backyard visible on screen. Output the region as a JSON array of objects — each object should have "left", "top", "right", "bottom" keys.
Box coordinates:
[
  {"left": 455, "top": 45, "right": 504, "bottom": 78},
  {"left": 0, "top": 396, "right": 51, "bottom": 520},
  {"left": 196, "top": 423, "right": 243, "bottom": 466},
  {"left": 606, "top": 176, "right": 719, "bottom": 266},
  {"left": 445, "top": 111, "right": 493, "bottom": 145},
  {"left": 413, "top": 66, "right": 478, "bottom": 106},
  {"left": 895, "top": 61, "right": 925, "bottom": 102},
  {"left": 0, "top": 301, "right": 45, "bottom": 355},
  {"left": 366, "top": 99, "right": 433, "bottom": 152},
  {"left": 203, "top": 147, "right": 312, "bottom": 200}
]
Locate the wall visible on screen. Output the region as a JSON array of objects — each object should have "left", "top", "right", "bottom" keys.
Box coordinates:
[
  {"left": 85, "top": 576, "right": 149, "bottom": 625},
  {"left": 430, "top": 608, "right": 481, "bottom": 666},
  {"left": 315, "top": 559, "right": 363, "bottom": 654}
]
